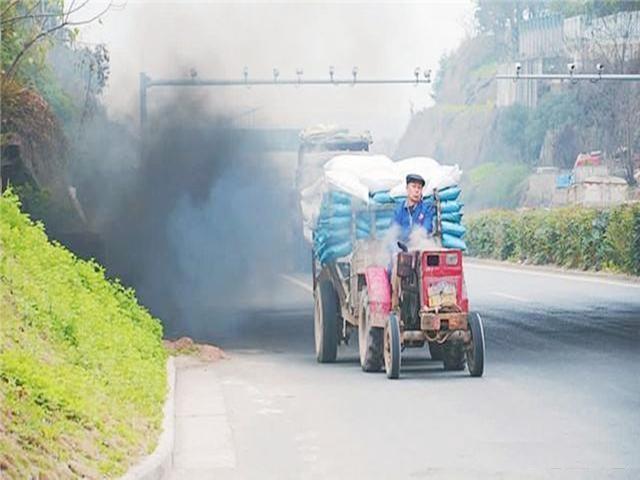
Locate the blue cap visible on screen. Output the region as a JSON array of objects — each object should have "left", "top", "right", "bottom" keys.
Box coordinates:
[{"left": 406, "top": 174, "right": 425, "bottom": 186}]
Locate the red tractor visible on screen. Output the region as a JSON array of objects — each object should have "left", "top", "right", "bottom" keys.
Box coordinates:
[
  {"left": 384, "top": 246, "right": 484, "bottom": 379},
  {"left": 313, "top": 239, "right": 485, "bottom": 379}
]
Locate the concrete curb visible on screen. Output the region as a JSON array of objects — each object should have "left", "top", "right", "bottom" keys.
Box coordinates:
[
  {"left": 121, "top": 356, "right": 176, "bottom": 480},
  {"left": 465, "top": 257, "right": 640, "bottom": 285}
]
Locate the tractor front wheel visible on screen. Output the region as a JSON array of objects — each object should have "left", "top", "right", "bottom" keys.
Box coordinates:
[
  {"left": 384, "top": 313, "right": 401, "bottom": 379},
  {"left": 466, "top": 312, "right": 485, "bottom": 377}
]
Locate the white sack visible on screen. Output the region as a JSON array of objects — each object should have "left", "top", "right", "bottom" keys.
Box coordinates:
[
  {"left": 425, "top": 165, "right": 463, "bottom": 192},
  {"left": 391, "top": 157, "right": 463, "bottom": 197},
  {"left": 393, "top": 156, "right": 441, "bottom": 178},
  {"left": 303, "top": 225, "right": 313, "bottom": 243},
  {"left": 323, "top": 154, "right": 394, "bottom": 175},
  {"left": 300, "top": 176, "right": 325, "bottom": 200},
  {"left": 299, "top": 177, "right": 326, "bottom": 230},
  {"left": 389, "top": 181, "right": 408, "bottom": 198},
  {"left": 300, "top": 199, "right": 319, "bottom": 226},
  {"left": 358, "top": 167, "right": 402, "bottom": 193},
  {"left": 325, "top": 169, "right": 370, "bottom": 203}
]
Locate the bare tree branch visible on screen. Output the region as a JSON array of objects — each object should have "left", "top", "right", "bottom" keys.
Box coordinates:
[
  {"left": 66, "top": 1, "right": 114, "bottom": 27},
  {"left": 0, "top": 0, "right": 20, "bottom": 18},
  {"left": 5, "top": 21, "right": 68, "bottom": 78},
  {"left": 68, "top": 0, "right": 80, "bottom": 15},
  {"left": 0, "top": 0, "right": 38, "bottom": 25},
  {"left": 4, "top": 1, "right": 114, "bottom": 79},
  {"left": 1, "top": 0, "right": 91, "bottom": 26}
]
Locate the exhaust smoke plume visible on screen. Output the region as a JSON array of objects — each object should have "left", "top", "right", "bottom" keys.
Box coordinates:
[{"left": 75, "top": 92, "right": 297, "bottom": 338}]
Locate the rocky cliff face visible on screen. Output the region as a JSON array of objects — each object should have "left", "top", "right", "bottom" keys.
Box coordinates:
[
  {"left": 395, "top": 36, "right": 503, "bottom": 168},
  {"left": 396, "top": 103, "right": 498, "bottom": 168}
]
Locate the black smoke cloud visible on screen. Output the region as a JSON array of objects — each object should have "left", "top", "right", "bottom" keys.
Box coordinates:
[{"left": 73, "top": 94, "right": 297, "bottom": 338}]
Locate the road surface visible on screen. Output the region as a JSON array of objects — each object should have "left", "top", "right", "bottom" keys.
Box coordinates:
[{"left": 168, "top": 262, "right": 640, "bottom": 479}]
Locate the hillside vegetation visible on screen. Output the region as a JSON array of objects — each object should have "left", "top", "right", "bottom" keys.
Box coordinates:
[
  {"left": 0, "top": 191, "right": 167, "bottom": 479},
  {"left": 396, "top": 1, "right": 640, "bottom": 210},
  {"left": 395, "top": 35, "right": 531, "bottom": 211}
]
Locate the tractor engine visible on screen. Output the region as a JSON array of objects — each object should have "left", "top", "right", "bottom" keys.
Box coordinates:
[
  {"left": 396, "top": 252, "right": 421, "bottom": 330},
  {"left": 396, "top": 249, "right": 469, "bottom": 332}
]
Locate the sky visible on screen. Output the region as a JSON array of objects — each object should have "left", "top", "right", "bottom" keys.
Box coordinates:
[{"left": 77, "top": 0, "right": 473, "bottom": 149}]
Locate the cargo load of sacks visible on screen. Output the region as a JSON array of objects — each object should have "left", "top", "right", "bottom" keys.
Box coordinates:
[{"left": 299, "top": 155, "right": 466, "bottom": 264}]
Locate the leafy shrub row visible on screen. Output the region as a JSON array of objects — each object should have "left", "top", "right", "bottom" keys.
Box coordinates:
[
  {"left": 465, "top": 203, "right": 640, "bottom": 275},
  {"left": 0, "top": 191, "right": 167, "bottom": 478}
]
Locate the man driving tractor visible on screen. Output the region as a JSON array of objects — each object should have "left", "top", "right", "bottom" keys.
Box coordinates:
[
  {"left": 388, "top": 174, "right": 435, "bottom": 306},
  {"left": 393, "top": 173, "right": 434, "bottom": 241}
]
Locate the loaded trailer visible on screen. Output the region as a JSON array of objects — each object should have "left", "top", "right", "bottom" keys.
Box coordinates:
[{"left": 312, "top": 193, "right": 485, "bottom": 379}]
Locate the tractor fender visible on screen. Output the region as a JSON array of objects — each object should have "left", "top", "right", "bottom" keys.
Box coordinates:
[{"left": 364, "top": 266, "right": 391, "bottom": 328}]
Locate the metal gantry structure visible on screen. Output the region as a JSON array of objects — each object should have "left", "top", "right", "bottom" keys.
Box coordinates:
[
  {"left": 496, "top": 63, "right": 640, "bottom": 83},
  {"left": 139, "top": 67, "right": 432, "bottom": 130}
]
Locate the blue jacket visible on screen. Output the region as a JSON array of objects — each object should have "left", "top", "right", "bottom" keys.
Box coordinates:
[{"left": 393, "top": 199, "right": 434, "bottom": 241}]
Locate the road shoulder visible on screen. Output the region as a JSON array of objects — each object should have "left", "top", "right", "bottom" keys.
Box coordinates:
[
  {"left": 168, "top": 356, "right": 236, "bottom": 479},
  {"left": 120, "top": 356, "right": 176, "bottom": 480},
  {"left": 465, "top": 257, "right": 640, "bottom": 286}
]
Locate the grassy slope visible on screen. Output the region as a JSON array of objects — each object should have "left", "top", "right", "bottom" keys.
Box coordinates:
[{"left": 0, "top": 191, "right": 167, "bottom": 479}]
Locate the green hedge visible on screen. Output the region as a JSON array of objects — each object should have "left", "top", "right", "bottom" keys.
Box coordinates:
[
  {"left": 0, "top": 191, "right": 167, "bottom": 478},
  {"left": 465, "top": 203, "right": 640, "bottom": 275}
]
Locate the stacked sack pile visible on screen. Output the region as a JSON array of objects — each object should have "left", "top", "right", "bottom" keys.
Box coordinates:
[{"left": 299, "top": 155, "right": 466, "bottom": 264}]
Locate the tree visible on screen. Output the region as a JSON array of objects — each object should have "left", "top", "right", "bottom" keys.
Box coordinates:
[
  {"left": 474, "top": 1, "right": 557, "bottom": 57},
  {"left": 575, "top": 7, "right": 640, "bottom": 185},
  {"left": 549, "top": 0, "right": 640, "bottom": 18},
  {"left": 0, "top": 1, "right": 115, "bottom": 210},
  {"left": 0, "top": 0, "right": 115, "bottom": 81}
]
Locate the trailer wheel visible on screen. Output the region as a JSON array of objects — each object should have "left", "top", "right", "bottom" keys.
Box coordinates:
[
  {"left": 314, "top": 276, "right": 339, "bottom": 363},
  {"left": 428, "top": 341, "right": 444, "bottom": 361},
  {"left": 358, "top": 294, "right": 383, "bottom": 372},
  {"left": 466, "top": 312, "right": 485, "bottom": 377},
  {"left": 384, "top": 313, "right": 401, "bottom": 379},
  {"left": 443, "top": 342, "right": 466, "bottom": 371}
]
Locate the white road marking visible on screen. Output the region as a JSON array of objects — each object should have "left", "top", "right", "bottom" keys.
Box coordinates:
[
  {"left": 490, "top": 291, "right": 529, "bottom": 303},
  {"left": 281, "top": 274, "right": 314, "bottom": 293},
  {"left": 467, "top": 262, "right": 640, "bottom": 290}
]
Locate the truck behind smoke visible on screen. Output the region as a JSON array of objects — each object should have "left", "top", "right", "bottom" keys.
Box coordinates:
[{"left": 291, "top": 126, "right": 373, "bottom": 270}]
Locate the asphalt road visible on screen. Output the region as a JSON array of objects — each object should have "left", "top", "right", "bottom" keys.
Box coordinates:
[{"left": 169, "top": 262, "right": 640, "bottom": 480}]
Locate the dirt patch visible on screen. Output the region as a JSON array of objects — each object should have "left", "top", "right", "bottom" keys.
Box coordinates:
[{"left": 164, "top": 337, "right": 228, "bottom": 362}]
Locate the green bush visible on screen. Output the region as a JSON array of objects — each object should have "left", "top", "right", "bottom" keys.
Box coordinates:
[
  {"left": 466, "top": 203, "right": 640, "bottom": 275},
  {"left": 0, "top": 190, "right": 167, "bottom": 478}
]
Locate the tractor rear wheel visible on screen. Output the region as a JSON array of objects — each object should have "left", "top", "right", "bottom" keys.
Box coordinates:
[
  {"left": 359, "top": 294, "right": 383, "bottom": 372},
  {"left": 443, "top": 342, "right": 466, "bottom": 371},
  {"left": 314, "top": 276, "right": 339, "bottom": 363},
  {"left": 466, "top": 312, "right": 485, "bottom": 377},
  {"left": 384, "top": 313, "right": 401, "bottom": 379}
]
